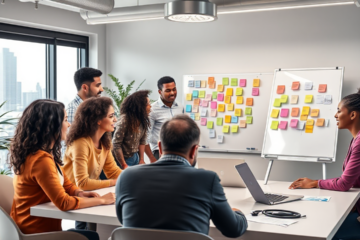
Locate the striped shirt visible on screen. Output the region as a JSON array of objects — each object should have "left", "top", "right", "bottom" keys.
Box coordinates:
[
  {"left": 157, "top": 154, "right": 191, "bottom": 166},
  {"left": 66, "top": 95, "right": 83, "bottom": 124}
]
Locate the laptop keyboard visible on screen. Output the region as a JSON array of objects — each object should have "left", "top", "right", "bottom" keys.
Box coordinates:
[{"left": 265, "top": 193, "right": 289, "bottom": 203}]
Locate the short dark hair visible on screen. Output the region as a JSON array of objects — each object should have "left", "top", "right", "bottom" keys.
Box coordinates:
[
  {"left": 160, "top": 115, "right": 200, "bottom": 154},
  {"left": 74, "top": 67, "right": 102, "bottom": 91},
  {"left": 342, "top": 88, "right": 360, "bottom": 113},
  {"left": 157, "top": 76, "right": 175, "bottom": 90}
]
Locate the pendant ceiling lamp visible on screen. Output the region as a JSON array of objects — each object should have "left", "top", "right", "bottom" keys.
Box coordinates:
[{"left": 165, "top": 0, "right": 217, "bottom": 23}]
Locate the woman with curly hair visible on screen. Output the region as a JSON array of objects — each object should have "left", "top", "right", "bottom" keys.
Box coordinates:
[
  {"left": 113, "top": 90, "right": 152, "bottom": 169},
  {"left": 9, "top": 99, "right": 115, "bottom": 240}
]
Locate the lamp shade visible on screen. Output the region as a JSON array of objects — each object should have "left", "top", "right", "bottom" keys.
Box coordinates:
[{"left": 165, "top": 0, "right": 217, "bottom": 22}]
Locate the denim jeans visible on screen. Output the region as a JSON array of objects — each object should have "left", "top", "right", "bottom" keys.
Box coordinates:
[
  {"left": 332, "top": 212, "right": 360, "bottom": 240},
  {"left": 125, "top": 152, "right": 139, "bottom": 166}
]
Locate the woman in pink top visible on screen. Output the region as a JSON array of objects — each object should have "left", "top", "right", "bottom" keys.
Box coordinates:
[{"left": 290, "top": 89, "right": 360, "bottom": 240}]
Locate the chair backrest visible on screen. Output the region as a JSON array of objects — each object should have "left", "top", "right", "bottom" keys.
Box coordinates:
[
  {"left": 0, "top": 175, "right": 15, "bottom": 214},
  {"left": 110, "top": 227, "right": 214, "bottom": 240},
  {"left": 0, "top": 207, "right": 21, "bottom": 240}
]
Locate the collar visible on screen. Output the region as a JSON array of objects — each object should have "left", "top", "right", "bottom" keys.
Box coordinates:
[
  {"left": 75, "top": 94, "right": 84, "bottom": 104},
  {"left": 157, "top": 97, "right": 178, "bottom": 108},
  {"left": 157, "top": 154, "right": 191, "bottom": 166}
]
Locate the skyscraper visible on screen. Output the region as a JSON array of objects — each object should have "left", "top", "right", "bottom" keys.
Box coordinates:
[{"left": 0, "top": 48, "right": 18, "bottom": 111}]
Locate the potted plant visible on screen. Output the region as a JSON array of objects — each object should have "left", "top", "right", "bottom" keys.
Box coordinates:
[{"left": 0, "top": 101, "right": 16, "bottom": 175}]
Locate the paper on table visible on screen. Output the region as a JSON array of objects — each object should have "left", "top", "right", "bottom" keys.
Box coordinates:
[
  {"left": 195, "top": 80, "right": 201, "bottom": 88},
  {"left": 236, "top": 88, "right": 243, "bottom": 96},
  {"left": 324, "top": 95, "right": 332, "bottom": 105},
  {"left": 271, "top": 109, "right": 280, "bottom": 118},
  {"left": 201, "top": 80, "right": 206, "bottom": 88},
  {"left": 236, "top": 96, "right": 243, "bottom": 104},
  {"left": 200, "top": 108, "right": 207, "bottom": 117},
  {"left": 225, "top": 96, "right": 231, "bottom": 104},
  {"left": 227, "top": 103, "right": 234, "bottom": 111},
  {"left": 252, "top": 88, "right": 259, "bottom": 96},
  {"left": 216, "top": 117, "right": 223, "bottom": 126},
  {"left": 188, "top": 80, "right": 194, "bottom": 87},
  {"left": 253, "top": 79, "right": 260, "bottom": 87},
  {"left": 246, "top": 214, "right": 298, "bottom": 227},
  {"left": 217, "top": 135, "right": 224, "bottom": 143},
  {"left": 217, "top": 93, "right": 224, "bottom": 101},
  {"left": 235, "top": 109, "right": 242, "bottom": 117},
  {"left": 316, "top": 95, "right": 324, "bottom": 104},
  {"left": 218, "top": 104, "right": 225, "bottom": 112},
  {"left": 231, "top": 78, "right": 238, "bottom": 86},
  {"left": 226, "top": 88, "right": 233, "bottom": 96},
  {"left": 290, "top": 95, "right": 299, "bottom": 104},
  {"left": 240, "top": 79, "right": 247, "bottom": 87},
  {"left": 209, "top": 129, "right": 216, "bottom": 138},
  {"left": 222, "top": 78, "right": 229, "bottom": 86},
  {"left": 302, "top": 196, "right": 331, "bottom": 202},
  {"left": 217, "top": 84, "right": 224, "bottom": 92},
  {"left": 210, "top": 109, "right": 217, "bottom": 117},
  {"left": 305, "top": 82, "right": 313, "bottom": 90}
]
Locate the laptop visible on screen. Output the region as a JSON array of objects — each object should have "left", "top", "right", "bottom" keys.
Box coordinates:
[
  {"left": 235, "top": 163, "right": 303, "bottom": 205},
  {"left": 197, "top": 158, "right": 246, "bottom": 188}
]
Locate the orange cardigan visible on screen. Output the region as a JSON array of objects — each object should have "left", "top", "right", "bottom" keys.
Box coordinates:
[{"left": 11, "top": 150, "right": 81, "bottom": 234}]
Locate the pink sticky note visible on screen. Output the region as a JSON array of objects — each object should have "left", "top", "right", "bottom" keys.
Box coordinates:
[
  {"left": 205, "top": 94, "right": 212, "bottom": 101},
  {"left": 240, "top": 79, "right": 247, "bottom": 87},
  {"left": 280, "top": 108, "right": 289, "bottom": 118},
  {"left": 279, "top": 121, "right": 288, "bottom": 130},
  {"left": 217, "top": 93, "right": 224, "bottom": 101},
  {"left": 252, "top": 88, "right": 259, "bottom": 96},
  {"left": 202, "top": 100, "right": 208, "bottom": 107},
  {"left": 290, "top": 119, "right": 298, "bottom": 128},
  {"left": 200, "top": 118, "right": 207, "bottom": 126},
  {"left": 210, "top": 109, "right": 217, "bottom": 117},
  {"left": 211, "top": 101, "right": 217, "bottom": 109}
]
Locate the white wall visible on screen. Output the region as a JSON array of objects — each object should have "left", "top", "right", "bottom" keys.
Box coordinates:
[{"left": 105, "top": 4, "right": 360, "bottom": 181}]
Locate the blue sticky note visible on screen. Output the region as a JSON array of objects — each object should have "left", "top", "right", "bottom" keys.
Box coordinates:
[
  {"left": 231, "top": 116, "right": 238, "bottom": 123},
  {"left": 195, "top": 80, "right": 201, "bottom": 88},
  {"left": 190, "top": 113, "right": 195, "bottom": 120},
  {"left": 193, "top": 90, "right": 199, "bottom": 98},
  {"left": 188, "top": 80, "right": 194, "bottom": 87},
  {"left": 186, "top": 105, "right": 192, "bottom": 113}
]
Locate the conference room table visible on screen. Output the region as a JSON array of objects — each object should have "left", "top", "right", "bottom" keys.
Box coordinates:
[{"left": 30, "top": 181, "right": 360, "bottom": 240}]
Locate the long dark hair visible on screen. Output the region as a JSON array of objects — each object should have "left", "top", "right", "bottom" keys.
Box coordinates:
[
  {"left": 342, "top": 89, "right": 360, "bottom": 113},
  {"left": 120, "top": 90, "right": 151, "bottom": 133},
  {"left": 9, "top": 99, "right": 65, "bottom": 175},
  {"left": 66, "top": 97, "right": 113, "bottom": 150}
]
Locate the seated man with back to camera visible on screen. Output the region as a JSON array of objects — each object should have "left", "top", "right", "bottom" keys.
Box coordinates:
[{"left": 115, "top": 115, "right": 247, "bottom": 238}]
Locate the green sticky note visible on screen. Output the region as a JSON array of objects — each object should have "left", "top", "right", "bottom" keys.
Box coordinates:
[
  {"left": 222, "top": 78, "right": 229, "bottom": 86},
  {"left": 231, "top": 125, "right": 239, "bottom": 133},
  {"left": 274, "top": 98, "right": 281, "bottom": 107},
  {"left": 216, "top": 118, "right": 223, "bottom": 126},
  {"left": 207, "top": 121, "right": 214, "bottom": 129},
  {"left": 222, "top": 125, "right": 230, "bottom": 133},
  {"left": 271, "top": 121, "right": 279, "bottom": 130},
  {"left": 235, "top": 88, "right": 243, "bottom": 96},
  {"left": 212, "top": 91, "right": 218, "bottom": 99},
  {"left": 246, "top": 116, "right": 253, "bottom": 124},
  {"left": 245, "top": 107, "right": 252, "bottom": 115},
  {"left": 280, "top": 95, "right": 288, "bottom": 103},
  {"left": 231, "top": 78, "right": 238, "bottom": 86},
  {"left": 199, "top": 91, "right": 206, "bottom": 98}
]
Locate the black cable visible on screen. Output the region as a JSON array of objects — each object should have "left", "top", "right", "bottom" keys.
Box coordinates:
[{"left": 251, "top": 209, "right": 306, "bottom": 219}]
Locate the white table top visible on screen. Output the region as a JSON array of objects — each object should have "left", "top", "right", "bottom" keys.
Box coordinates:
[{"left": 31, "top": 181, "right": 360, "bottom": 240}]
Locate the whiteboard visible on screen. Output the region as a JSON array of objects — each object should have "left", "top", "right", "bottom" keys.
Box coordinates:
[
  {"left": 183, "top": 73, "right": 273, "bottom": 153},
  {"left": 261, "top": 68, "right": 344, "bottom": 162}
]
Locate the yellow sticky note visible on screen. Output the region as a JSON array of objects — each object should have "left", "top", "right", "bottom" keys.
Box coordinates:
[
  {"left": 273, "top": 99, "right": 281, "bottom": 107},
  {"left": 186, "top": 94, "right": 192, "bottom": 101},
  {"left": 306, "top": 119, "right": 314, "bottom": 126},
  {"left": 253, "top": 79, "right": 260, "bottom": 87},
  {"left": 231, "top": 125, "right": 239, "bottom": 133},
  {"left": 246, "top": 116, "right": 253, "bottom": 124},
  {"left": 305, "top": 95, "right": 313, "bottom": 103},
  {"left": 199, "top": 91, "right": 206, "bottom": 98},
  {"left": 207, "top": 121, "right": 214, "bottom": 129},
  {"left": 280, "top": 95, "right": 288, "bottom": 103},
  {"left": 235, "top": 109, "right": 242, "bottom": 116},
  {"left": 225, "top": 96, "right": 231, "bottom": 104},
  {"left": 300, "top": 115, "right": 308, "bottom": 121},
  {"left": 236, "top": 88, "right": 243, "bottom": 96},
  {"left": 271, "top": 121, "right": 279, "bottom": 130},
  {"left": 218, "top": 104, "right": 225, "bottom": 112},
  {"left": 195, "top": 113, "right": 200, "bottom": 121},
  {"left": 311, "top": 109, "right": 320, "bottom": 117},
  {"left": 302, "top": 106, "right": 310, "bottom": 115},
  {"left": 227, "top": 103, "right": 234, "bottom": 111},
  {"left": 305, "top": 125, "right": 314, "bottom": 133},
  {"left": 216, "top": 118, "right": 223, "bottom": 126},
  {"left": 271, "top": 109, "right": 280, "bottom": 118},
  {"left": 223, "top": 125, "right": 230, "bottom": 133},
  {"left": 217, "top": 84, "right": 224, "bottom": 92},
  {"left": 236, "top": 96, "right": 243, "bottom": 104},
  {"left": 201, "top": 80, "right": 206, "bottom": 88},
  {"left": 225, "top": 115, "right": 231, "bottom": 123},
  {"left": 226, "top": 88, "right": 233, "bottom": 96}
]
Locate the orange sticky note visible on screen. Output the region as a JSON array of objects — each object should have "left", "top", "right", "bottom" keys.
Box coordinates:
[
  {"left": 316, "top": 118, "right": 325, "bottom": 127},
  {"left": 225, "top": 115, "right": 231, "bottom": 123},
  {"left": 277, "top": 85, "right": 285, "bottom": 94},
  {"left": 318, "top": 84, "right": 327, "bottom": 93},
  {"left": 291, "top": 108, "right": 300, "bottom": 117},
  {"left": 246, "top": 98, "right": 253, "bottom": 106},
  {"left": 253, "top": 79, "right": 260, "bottom": 87},
  {"left": 209, "top": 82, "right": 216, "bottom": 89},
  {"left": 226, "top": 88, "right": 233, "bottom": 96},
  {"left": 225, "top": 96, "right": 231, "bottom": 104},
  {"left": 236, "top": 96, "right": 243, "bottom": 104},
  {"left": 240, "top": 120, "right": 247, "bottom": 128},
  {"left": 300, "top": 115, "right": 308, "bottom": 121},
  {"left": 311, "top": 109, "right": 320, "bottom": 117},
  {"left": 194, "top": 99, "right": 200, "bottom": 105},
  {"left": 305, "top": 125, "right": 314, "bottom": 133},
  {"left": 208, "top": 77, "right": 215, "bottom": 85},
  {"left": 218, "top": 104, "right": 225, "bottom": 112},
  {"left": 292, "top": 81, "right": 300, "bottom": 90},
  {"left": 217, "top": 84, "right": 224, "bottom": 92}
]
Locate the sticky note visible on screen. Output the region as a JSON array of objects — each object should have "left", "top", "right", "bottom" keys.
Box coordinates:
[
  {"left": 290, "top": 95, "right": 299, "bottom": 104},
  {"left": 291, "top": 108, "right": 300, "bottom": 117},
  {"left": 208, "top": 77, "right": 214, "bottom": 85},
  {"left": 192, "top": 105, "right": 199, "bottom": 113},
  {"left": 209, "top": 129, "right": 216, "bottom": 138},
  {"left": 302, "top": 106, "right": 310, "bottom": 115},
  {"left": 218, "top": 104, "right": 225, "bottom": 112},
  {"left": 305, "top": 95, "right": 313, "bottom": 103},
  {"left": 316, "top": 118, "right": 325, "bottom": 127},
  {"left": 245, "top": 107, "right": 252, "bottom": 115},
  {"left": 186, "top": 105, "right": 192, "bottom": 112},
  {"left": 305, "top": 125, "right": 314, "bottom": 133},
  {"left": 316, "top": 95, "right": 324, "bottom": 104},
  {"left": 253, "top": 79, "right": 260, "bottom": 87},
  {"left": 325, "top": 119, "right": 330, "bottom": 127},
  {"left": 192, "top": 90, "right": 199, "bottom": 98},
  {"left": 231, "top": 116, "right": 238, "bottom": 123},
  {"left": 235, "top": 109, "right": 242, "bottom": 116},
  {"left": 231, "top": 125, "right": 239, "bottom": 133},
  {"left": 231, "top": 78, "right": 238, "bottom": 86},
  {"left": 217, "top": 84, "right": 224, "bottom": 92},
  {"left": 306, "top": 119, "right": 314, "bottom": 126},
  {"left": 205, "top": 94, "right": 212, "bottom": 101},
  {"left": 290, "top": 119, "right": 298, "bottom": 128},
  {"left": 225, "top": 96, "right": 231, "bottom": 104},
  {"left": 223, "top": 125, "right": 230, "bottom": 133},
  {"left": 194, "top": 99, "right": 200, "bottom": 106},
  {"left": 271, "top": 109, "right": 280, "bottom": 118},
  {"left": 226, "top": 88, "right": 233, "bottom": 96},
  {"left": 195, "top": 114, "right": 200, "bottom": 121},
  {"left": 209, "top": 82, "right": 216, "bottom": 89},
  {"left": 292, "top": 81, "right": 300, "bottom": 90},
  {"left": 235, "top": 88, "right": 243, "bottom": 96},
  {"left": 227, "top": 103, "right": 234, "bottom": 111},
  {"left": 318, "top": 84, "right": 327, "bottom": 93},
  {"left": 279, "top": 121, "right": 288, "bottom": 130},
  {"left": 211, "top": 101, "right": 217, "bottom": 109},
  {"left": 311, "top": 109, "right": 319, "bottom": 117},
  {"left": 216, "top": 118, "right": 223, "bottom": 126},
  {"left": 252, "top": 88, "right": 259, "bottom": 96},
  {"left": 190, "top": 113, "right": 195, "bottom": 120},
  {"left": 224, "top": 115, "right": 231, "bottom": 123},
  {"left": 280, "top": 95, "right": 288, "bottom": 103},
  {"left": 202, "top": 100, "right": 209, "bottom": 107},
  {"left": 200, "top": 109, "right": 207, "bottom": 117},
  {"left": 201, "top": 80, "right": 206, "bottom": 88},
  {"left": 188, "top": 80, "right": 194, "bottom": 87},
  {"left": 324, "top": 95, "right": 332, "bottom": 105},
  {"left": 195, "top": 80, "right": 201, "bottom": 88},
  {"left": 212, "top": 92, "right": 218, "bottom": 99},
  {"left": 271, "top": 121, "right": 279, "bottom": 130},
  {"left": 246, "top": 98, "right": 253, "bottom": 106},
  {"left": 217, "top": 135, "right": 224, "bottom": 143},
  {"left": 280, "top": 108, "right": 289, "bottom": 118},
  {"left": 246, "top": 116, "right": 253, "bottom": 124},
  {"left": 300, "top": 115, "right": 308, "bottom": 121},
  {"left": 199, "top": 91, "right": 206, "bottom": 98},
  {"left": 277, "top": 85, "right": 285, "bottom": 94},
  {"left": 222, "top": 78, "right": 229, "bottom": 86},
  {"left": 297, "top": 121, "right": 305, "bottom": 130},
  {"left": 207, "top": 121, "right": 214, "bottom": 129},
  {"left": 186, "top": 94, "right": 192, "bottom": 101},
  {"left": 217, "top": 93, "right": 224, "bottom": 101},
  {"left": 236, "top": 96, "right": 243, "bottom": 104},
  {"left": 273, "top": 98, "right": 281, "bottom": 107},
  {"left": 240, "top": 79, "right": 247, "bottom": 87},
  {"left": 305, "top": 82, "right": 313, "bottom": 90},
  {"left": 240, "top": 120, "right": 247, "bottom": 128},
  {"left": 210, "top": 109, "right": 217, "bottom": 117},
  {"left": 200, "top": 118, "right": 207, "bottom": 126}
]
